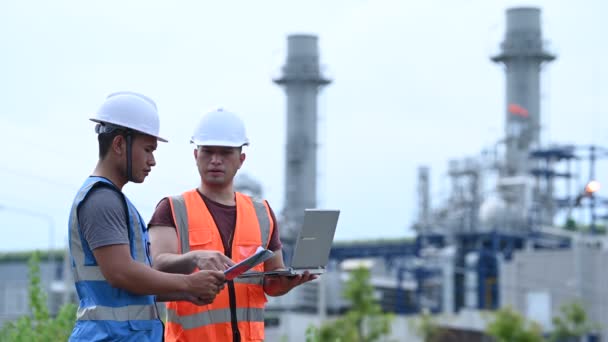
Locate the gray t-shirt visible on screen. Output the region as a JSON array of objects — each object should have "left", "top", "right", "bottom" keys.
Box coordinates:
[{"left": 78, "top": 186, "right": 129, "bottom": 250}]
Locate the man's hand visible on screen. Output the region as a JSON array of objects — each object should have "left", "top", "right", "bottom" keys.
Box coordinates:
[
  {"left": 263, "top": 271, "right": 317, "bottom": 297},
  {"left": 181, "top": 292, "right": 217, "bottom": 306},
  {"left": 186, "top": 250, "right": 235, "bottom": 271},
  {"left": 184, "top": 270, "right": 226, "bottom": 304},
  {"left": 150, "top": 226, "right": 235, "bottom": 274}
]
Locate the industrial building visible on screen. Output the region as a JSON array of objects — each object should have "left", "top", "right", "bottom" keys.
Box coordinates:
[{"left": 0, "top": 251, "right": 69, "bottom": 328}]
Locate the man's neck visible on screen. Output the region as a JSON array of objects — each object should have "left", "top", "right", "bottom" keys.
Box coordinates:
[
  {"left": 199, "top": 184, "right": 235, "bottom": 205},
  {"left": 92, "top": 160, "right": 126, "bottom": 190}
]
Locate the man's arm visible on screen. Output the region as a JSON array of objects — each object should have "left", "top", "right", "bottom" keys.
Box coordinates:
[
  {"left": 149, "top": 226, "right": 196, "bottom": 274},
  {"left": 264, "top": 249, "right": 286, "bottom": 271},
  {"left": 93, "top": 243, "right": 224, "bottom": 302},
  {"left": 149, "top": 225, "right": 234, "bottom": 274},
  {"left": 262, "top": 249, "right": 316, "bottom": 296}
]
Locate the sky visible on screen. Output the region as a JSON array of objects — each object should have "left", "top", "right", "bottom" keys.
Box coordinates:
[{"left": 1, "top": 0, "right": 607, "bottom": 252}]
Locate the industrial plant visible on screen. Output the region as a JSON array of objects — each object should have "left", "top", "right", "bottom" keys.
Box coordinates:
[
  {"left": 1, "top": 5, "right": 607, "bottom": 342},
  {"left": 260, "top": 7, "right": 608, "bottom": 342}
]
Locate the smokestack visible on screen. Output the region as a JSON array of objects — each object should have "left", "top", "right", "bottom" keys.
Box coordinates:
[
  {"left": 491, "top": 7, "right": 555, "bottom": 176},
  {"left": 417, "top": 166, "right": 431, "bottom": 233},
  {"left": 274, "top": 34, "right": 331, "bottom": 241}
]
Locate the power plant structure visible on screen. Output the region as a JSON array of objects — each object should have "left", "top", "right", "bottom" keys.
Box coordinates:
[
  {"left": 265, "top": 7, "right": 608, "bottom": 341},
  {"left": 492, "top": 7, "right": 556, "bottom": 178},
  {"left": 265, "top": 34, "right": 335, "bottom": 319},
  {"left": 491, "top": 7, "right": 556, "bottom": 229},
  {"left": 274, "top": 34, "right": 332, "bottom": 243}
]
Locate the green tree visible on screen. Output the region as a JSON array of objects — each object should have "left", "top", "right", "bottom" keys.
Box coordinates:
[
  {"left": 410, "top": 309, "right": 442, "bottom": 342},
  {"left": 550, "top": 302, "right": 597, "bottom": 342},
  {"left": 0, "top": 251, "right": 76, "bottom": 341},
  {"left": 486, "top": 307, "right": 544, "bottom": 342},
  {"left": 306, "top": 267, "right": 394, "bottom": 342},
  {"left": 564, "top": 218, "right": 577, "bottom": 232}
]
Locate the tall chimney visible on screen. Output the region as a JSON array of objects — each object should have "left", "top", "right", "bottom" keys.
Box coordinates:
[
  {"left": 417, "top": 166, "right": 431, "bottom": 233},
  {"left": 274, "top": 34, "right": 331, "bottom": 241},
  {"left": 491, "top": 7, "right": 555, "bottom": 176}
]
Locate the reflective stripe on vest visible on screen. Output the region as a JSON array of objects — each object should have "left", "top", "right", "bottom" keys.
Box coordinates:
[
  {"left": 68, "top": 177, "right": 158, "bottom": 323},
  {"left": 170, "top": 195, "right": 190, "bottom": 254},
  {"left": 166, "top": 307, "right": 264, "bottom": 330},
  {"left": 77, "top": 304, "right": 157, "bottom": 321},
  {"left": 170, "top": 194, "right": 272, "bottom": 254}
]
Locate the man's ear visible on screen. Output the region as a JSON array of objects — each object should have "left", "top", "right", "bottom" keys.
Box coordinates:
[
  {"left": 112, "top": 135, "right": 125, "bottom": 156},
  {"left": 194, "top": 148, "right": 199, "bottom": 161},
  {"left": 239, "top": 152, "right": 246, "bottom": 167}
]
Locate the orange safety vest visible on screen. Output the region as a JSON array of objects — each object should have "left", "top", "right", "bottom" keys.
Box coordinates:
[{"left": 165, "top": 190, "right": 274, "bottom": 342}]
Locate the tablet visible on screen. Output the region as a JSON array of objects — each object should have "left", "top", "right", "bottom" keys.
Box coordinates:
[{"left": 223, "top": 247, "right": 274, "bottom": 281}]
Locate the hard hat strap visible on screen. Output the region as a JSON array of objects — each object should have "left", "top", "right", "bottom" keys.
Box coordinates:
[{"left": 126, "top": 133, "right": 133, "bottom": 182}]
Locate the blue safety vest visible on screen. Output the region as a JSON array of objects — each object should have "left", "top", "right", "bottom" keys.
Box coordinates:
[{"left": 68, "top": 176, "right": 163, "bottom": 341}]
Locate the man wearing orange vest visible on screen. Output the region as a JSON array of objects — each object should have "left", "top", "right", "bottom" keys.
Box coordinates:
[{"left": 148, "top": 108, "right": 316, "bottom": 342}]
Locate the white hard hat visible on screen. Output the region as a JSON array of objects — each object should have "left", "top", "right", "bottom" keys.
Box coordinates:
[
  {"left": 191, "top": 108, "right": 249, "bottom": 147},
  {"left": 90, "top": 91, "right": 168, "bottom": 142}
]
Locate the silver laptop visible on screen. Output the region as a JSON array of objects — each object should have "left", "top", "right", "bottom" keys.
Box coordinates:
[{"left": 239, "top": 209, "right": 340, "bottom": 277}]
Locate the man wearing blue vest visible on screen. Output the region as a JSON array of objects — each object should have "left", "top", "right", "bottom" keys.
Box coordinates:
[{"left": 68, "top": 92, "right": 232, "bottom": 341}]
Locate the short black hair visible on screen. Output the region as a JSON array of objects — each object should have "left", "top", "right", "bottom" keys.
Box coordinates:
[
  {"left": 197, "top": 145, "right": 243, "bottom": 153},
  {"left": 98, "top": 131, "right": 125, "bottom": 159},
  {"left": 96, "top": 124, "right": 141, "bottom": 159}
]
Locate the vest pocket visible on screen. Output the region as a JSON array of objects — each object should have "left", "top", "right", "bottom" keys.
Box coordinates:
[{"left": 189, "top": 229, "right": 213, "bottom": 248}]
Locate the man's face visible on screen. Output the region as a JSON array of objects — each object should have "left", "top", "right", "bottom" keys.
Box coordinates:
[
  {"left": 128, "top": 134, "right": 157, "bottom": 183},
  {"left": 195, "top": 146, "right": 245, "bottom": 187}
]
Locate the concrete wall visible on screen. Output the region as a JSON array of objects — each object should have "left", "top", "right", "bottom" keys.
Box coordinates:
[{"left": 500, "top": 246, "right": 608, "bottom": 339}]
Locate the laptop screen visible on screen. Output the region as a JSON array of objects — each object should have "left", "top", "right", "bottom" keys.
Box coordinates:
[{"left": 290, "top": 209, "right": 340, "bottom": 269}]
